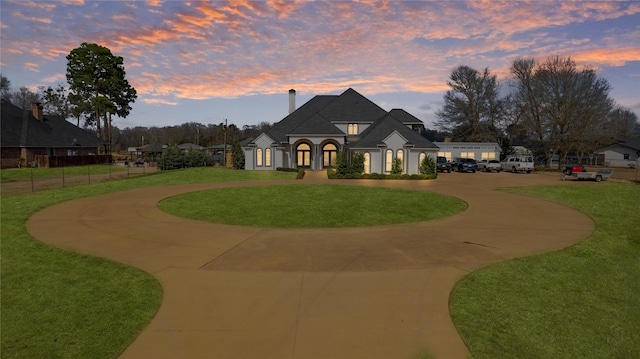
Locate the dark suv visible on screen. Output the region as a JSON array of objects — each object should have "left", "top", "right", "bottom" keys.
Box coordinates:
[
  {"left": 436, "top": 156, "right": 451, "bottom": 173},
  {"left": 452, "top": 158, "right": 478, "bottom": 173}
]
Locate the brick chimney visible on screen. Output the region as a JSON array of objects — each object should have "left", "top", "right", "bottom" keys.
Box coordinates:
[
  {"left": 31, "top": 102, "right": 43, "bottom": 121},
  {"left": 288, "top": 89, "right": 296, "bottom": 114}
]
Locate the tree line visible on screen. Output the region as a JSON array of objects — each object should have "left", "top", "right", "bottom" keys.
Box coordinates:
[
  {"left": 435, "top": 56, "right": 639, "bottom": 167},
  {"left": 3, "top": 44, "right": 638, "bottom": 169}
]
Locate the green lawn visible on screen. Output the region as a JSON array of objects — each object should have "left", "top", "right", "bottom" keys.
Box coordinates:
[
  {"left": 0, "top": 167, "right": 296, "bottom": 359},
  {"left": 4, "top": 166, "right": 638, "bottom": 359},
  {"left": 159, "top": 184, "right": 466, "bottom": 228},
  {"left": 450, "top": 183, "right": 640, "bottom": 359}
]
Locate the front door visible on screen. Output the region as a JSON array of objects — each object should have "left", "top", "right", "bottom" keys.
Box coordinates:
[
  {"left": 296, "top": 143, "right": 311, "bottom": 167},
  {"left": 323, "top": 143, "right": 337, "bottom": 168}
]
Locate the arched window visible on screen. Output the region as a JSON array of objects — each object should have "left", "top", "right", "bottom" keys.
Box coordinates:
[
  {"left": 256, "top": 148, "right": 263, "bottom": 166},
  {"left": 265, "top": 148, "right": 271, "bottom": 167},
  {"left": 323, "top": 143, "right": 337, "bottom": 167},
  {"left": 348, "top": 123, "right": 358, "bottom": 135},
  {"left": 296, "top": 143, "right": 311, "bottom": 167},
  {"left": 385, "top": 149, "right": 393, "bottom": 172},
  {"left": 419, "top": 152, "right": 425, "bottom": 171},
  {"left": 364, "top": 152, "right": 370, "bottom": 174}
]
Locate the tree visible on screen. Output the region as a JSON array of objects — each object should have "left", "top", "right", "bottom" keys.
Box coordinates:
[
  {"left": 335, "top": 151, "right": 349, "bottom": 175},
  {"left": 391, "top": 158, "right": 403, "bottom": 174},
  {"left": 350, "top": 153, "right": 365, "bottom": 175},
  {"left": 436, "top": 65, "right": 507, "bottom": 141},
  {"left": 231, "top": 141, "right": 245, "bottom": 169},
  {"left": 510, "top": 56, "right": 614, "bottom": 168},
  {"left": 39, "top": 83, "right": 74, "bottom": 122},
  {"left": 1, "top": 75, "right": 10, "bottom": 101},
  {"left": 419, "top": 155, "right": 436, "bottom": 175},
  {"left": 66, "top": 43, "right": 137, "bottom": 147}
]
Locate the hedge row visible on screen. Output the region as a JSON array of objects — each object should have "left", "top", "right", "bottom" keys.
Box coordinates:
[{"left": 327, "top": 169, "right": 436, "bottom": 180}]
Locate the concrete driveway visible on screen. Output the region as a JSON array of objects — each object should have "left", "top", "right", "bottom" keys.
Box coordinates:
[{"left": 27, "top": 171, "right": 593, "bottom": 359}]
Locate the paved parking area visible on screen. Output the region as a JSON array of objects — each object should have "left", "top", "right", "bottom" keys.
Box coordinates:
[{"left": 27, "top": 171, "right": 594, "bottom": 358}]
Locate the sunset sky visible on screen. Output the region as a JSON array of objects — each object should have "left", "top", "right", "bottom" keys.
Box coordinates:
[{"left": 1, "top": 0, "right": 639, "bottom": 131}]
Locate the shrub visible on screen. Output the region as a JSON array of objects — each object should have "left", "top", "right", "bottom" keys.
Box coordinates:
[
  {"left": 185, "top": 149, "right": 211, "bottom": 168},
  {"left": 420, "top": 155, "right": 437, "bottom": 175},
  {"left": 159, "top": 145, "right": 185, "bottom": 170},
  {"left": 410, "top": 174, "right": 422, "bottom": 180},
  {"left": 296, "top": 169, "right": 305, "bottom": 179},
  {"left": 391, "top": 158, "right": 403, "bottom": 175},
  {"left": 350, "top": 153, "right": 365, "bottom": 175},
  {"left": 335, "top": 151, "right": 349, "bottom": 175},
  {"left": 276, "top": 167, "right": 299, "bottom": 172},
  {"left": 344, "top": 173, "right": 354, "bottom": 179}
]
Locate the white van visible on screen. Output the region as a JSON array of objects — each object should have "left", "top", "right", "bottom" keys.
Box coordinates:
[{"left": 501, "top": 155, "right": 534, "bottom": 173}]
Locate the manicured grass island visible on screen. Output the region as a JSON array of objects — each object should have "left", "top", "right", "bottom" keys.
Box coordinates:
[
  {"left": 158, "top": 184, "right": 466, "bottom": 228},
  {"left": 450, "top": 183, "right": 640, "bottom": 359}
]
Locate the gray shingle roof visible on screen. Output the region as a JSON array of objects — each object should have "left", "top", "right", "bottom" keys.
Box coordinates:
[
  {"left": 258, "top": 88, "right": 436, "bottom": 150},
  {"left": 1, "top": 100, "right": 105, "bottom": 149},
  {"left": 388, "top": 109, "right": 423, "bottom": 124},
  {"left": 267, "top": 95, "right": 337, "bottom": 143},
  {"left": 349, "top": 113, "right": 438, "bottom": 150}
]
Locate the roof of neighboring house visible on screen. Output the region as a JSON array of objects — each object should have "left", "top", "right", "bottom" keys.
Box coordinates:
[
  {"left": 138, "top": 143, "right": 165, "bottom": 153},
  {"left": 1, "top": 100, "right": 105, "bottom": 149},
  {"left": 178, "top": 143, "right": 206, "bottom": 151},
  {"left": 611, "top": 137, "right": 640, "bottom": 151},
  {"left": 349, "top": 113, "right": 438, "bottom": 149}
]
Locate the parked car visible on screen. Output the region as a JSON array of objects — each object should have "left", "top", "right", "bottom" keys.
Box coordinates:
[
  {"left": 477, "top": 159, "right": 502, "bottom": 172},
  {"left": 501, "top": 155, "right": 534, "bottom": 173},
  {"left": 452, "top": 158, "right": 478, "bottom": 173},
  {"left": 436, "top": 156, "right": 452, "bottom": 173}
]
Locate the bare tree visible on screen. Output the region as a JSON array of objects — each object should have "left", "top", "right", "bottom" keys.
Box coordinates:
[
  {"left": 510, "top": 56, "right": 614, "bottom": 168},
  {"left": 436, "top": 65, "right": 507, "bottom": 142}
]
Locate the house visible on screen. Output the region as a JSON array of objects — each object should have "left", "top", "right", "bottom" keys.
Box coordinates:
[
  {"left": 598, "top": 137, "right": 640, "bottom": 167},
  {"left": 1, "top": 100, "right": 107, "bottom": 168},
  {"left": 243, "top": 88, "right": 438, "bottom": 174},
  {"left": 433, "top": 141, "right": 501, "bottom": 162}
]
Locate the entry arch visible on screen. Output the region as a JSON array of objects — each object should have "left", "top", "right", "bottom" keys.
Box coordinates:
[
  {"left": 322, "top": 142, "right": 339, "bottom": 168},
  {"left": 295, "top": 142, "right": 312, "bottom": 168}
]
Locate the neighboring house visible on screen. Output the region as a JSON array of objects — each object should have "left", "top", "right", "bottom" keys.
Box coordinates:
[
  {"left": 138, "top": 143, "right": 166, "bottom": 162},
  {"left": 597, "top": 137, "right": 640, "bottom": 167},
  {"left": 433, "top": 141, "right": 501, "bottom": 162},
  {"left": 1, "top": 100, "right": 106, "bottom": 168},
  {"left": 243, "top": 88, "right": 438, "bottom": 174}
]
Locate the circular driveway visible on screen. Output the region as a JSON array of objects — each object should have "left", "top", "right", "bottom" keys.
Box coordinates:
[{"left": 27, "top": 171, "right": 593, "bottom": 359}]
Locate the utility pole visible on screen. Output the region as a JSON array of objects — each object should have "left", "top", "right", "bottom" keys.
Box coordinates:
[{"left": 223, "top": 119, "right": 228, "bottom": 167}]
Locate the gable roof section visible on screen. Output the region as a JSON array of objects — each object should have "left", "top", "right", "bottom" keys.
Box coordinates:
[
  {"left": 317, "top": 88, "right": 387, "bottom": 124},
  {"left": 615, "top": 137, "right": 640, "bottom": 151},
  {"left": 388, "top": 109, "right": 423, "bottom": 125},
  {"left": 349, "top": 113, "right": 438, "bottom": 150},
  {"left": 266, "top": 95, "right": 337, "bottom": 143},
  {"left": 287, "top": 113, "right": 345, "bottom": 136},
  {"left": 1, "top": 100, "right": 105, "bottom": 148}
]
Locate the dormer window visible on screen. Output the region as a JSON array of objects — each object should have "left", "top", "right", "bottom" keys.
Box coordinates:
[{"left": 348, "top": 123, "right": 358, "bottom": 135}]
